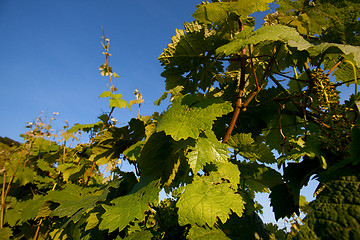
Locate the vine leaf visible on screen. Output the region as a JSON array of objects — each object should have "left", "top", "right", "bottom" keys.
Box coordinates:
[
  {"left": 270, "top": 155, "right": 321, "bottom": 220},
  {"left": 307, "top": 43, "right": 360, "bottom": 68},
  {"left": 154, "top": 86, "right": 184, "bottom": 106},
  {"left": 0, "top": 228, "right": 13, "bottom": 240},
  {"left": 187, "top": 226, "right": 230, "bottom": 240},
  {"left": 67, "top": 121, "right": 103, "bottom": 134},
  {"left": 99, "top": 91, "right": 131, "bottom": 109},
  {"left": 177, "top": 176, "right": 245, "bottom": 227},
  {"left": 48, "top": 184, "right": 109, "bottom": 220},
  {"left": 85, "top": 213, "right": 99, "bottom": 231},
  {"left": 123, "top": 140, "right": 145, "bottom": 162},
  {"left": 137, "top": 132, "right": 186, "bottom": 186},
  {"left": 333, "top": 57, "right": 360, "bottom": 86},
  {"left": 5, "top": 195, "right": 46, "bottom": 226},
  {"left": 349, "top": 126, "right": 360, "bottom": 165},
  {"left": 186, "top": 130, "right": 230, "bottom": 173},
  {"left": 57, "top": 163, "right": 84, "bottom": 182},
  {"left": 99, "top": 179, "right": 160, "bottom": 233},
  {"left": 237, "top": 162, "right": 283, "bottom": 193},
  {"left": 228, "top": 133, "right": 275, "bottom": 163},
  {"left": 124, "top": 229, "right": 154, "bottom": 240},
  {"left": 216, "top": 24, "right": 312, "bottom": 56},
  {"left": 206, "top": 161, "right": 240, "bottom": 189},
  {"left": 269, "top": 183, "right": 300, "bottom": 221},
  {"left": 92, "top": 119, "right": 145, "bottom": 166},
  {"left": 158, "top": 21, "right": 223, "bottom": 93},
  {"left": 193, "top": 0, "right": 274, "bottom": 24},
  {"left": 14, "top": 165, "right": 35, "bottom": 186},
  {"left": 157, "top": 94, "right": 233, "bottom": 141},
  {"left": 300, "top": 174, "right": 360, "bottom": 239}
]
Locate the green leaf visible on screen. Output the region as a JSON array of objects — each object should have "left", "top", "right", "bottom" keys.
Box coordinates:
[
  {"left": 137, "top": 132, "right": 187, "bottom": 186},
  {"left": 99, "top": 179, "right": 160, "bottom": 233},
  {"left": 186, "top": 130, "right": 230, "bottom": 173},
  {"left": 85, "top": 213, "right": 99, "bottom": 231},
  {"left": 157, "top": 94, "right": 233, "bottom": 140},
  {"left": 218, "top": 212, "right": 271, "bottom": 240},
  {"left": 187, "top": 226, "right": 230, "bottom": 240},
  {"left": 216, "top": 25, "right": 312, "bottom": 56},
  {"left": 99, "top": 64, "right": 113, "bottom": 76},
  {"left": 207, "top": 161, "right": 241, "bottom": 188},
  {"left": 269, "top": 183, "right": 300, "bottom": 221},
  {"left": 333, "top": 57, "right": 360, "bottom": 86},
  {"left": 92, "top": 120, "right": 145, "bottom": 166},
  {"left": 99, "top": 91, "right": 131, "bottom": 109},
  {"left": 123, "top": 140, "right": 145, "bottom": 162},
  {"left": 237, "top": 162, "right": 283, "bottom": 193},
  {"left": 270, "top": 155, "right": 321, "bottom": 220},
  {"left": 31, "top": 138, "right": 60, "bottom": 154},
  {"left": 99, "top": 91, "right": 113, "bottom": 98},
  {"left": 14, "top": 165, "right": 35, "bottom": 186},
  {"left": 154, "top": 86, "right": 184, "bottom": 106},
  {"left": 307, "top": 43, "right": 360, "bottom": 68},
  {"left": 37, "top": 158, "right": 57, "bottom": 175},
  {"left": 48, "top": 184, "right": 109, "bottom": 221},
  {"left": 177, "top": 176, "right": 245, "bottom": 227},
  {"left": 348, "top": 126, "right": 360, "bottom": 165},
  {"left": 277, "top": 0, "right": 360, "bottom": 45},
  {"left": 193, "top": 0, "right": 274, "bottom": 24},
  {"left": 0, "top": 228, "right": 13, "bottom": 240},
  {"left": 20, "top": 198, "right": 47, "bottom": 221},
  {"left": 124, "top": 230, "right": 154, "bottom": 240},
  {"left": 57, "top": 163, "right": 84, "bottom": 182},
  {"left": 159, "top": 21, "right": 224, "bottom": 93},
  {"left": 228, "top": 133, "right": 275, "bottom": 163},
  {"left": 67, "top": 121, "right": 103, "bottom": 134},
  {"left": 302, "top": 174, "right": 360, "bottom": 239},
  {"left": 129, "top": 99, "right": 144, "bottom": 105}
]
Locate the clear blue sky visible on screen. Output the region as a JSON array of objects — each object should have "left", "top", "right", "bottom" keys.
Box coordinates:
[
  {"left": 0, "top": 0, "right": 352, "bottom": 230},
  {"left": 0, "top": 0, "right": 202, "bottom": 142}
]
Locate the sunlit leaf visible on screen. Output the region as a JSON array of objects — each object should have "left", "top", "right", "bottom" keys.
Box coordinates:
[
  {"left": 186, "top": 130, "right": 230, "bottom": 173},
  {"left": 157, "top": 94, "right": 232, "bottom": 140},
  {"left": 187, "top": 226, "right": 230, "bottom": 240},
  {"left": 99, "top": 179, "right": 160, "bottom": 233},
  {"left": 177, "top": 176, "right": 245, "bottom": 227}
]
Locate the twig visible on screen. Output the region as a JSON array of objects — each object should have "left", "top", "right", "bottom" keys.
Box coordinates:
[
  {"left": 138, "top": 103, "right": 141, "bottom": 119},
  {"left": 85, "top": 162, "right": 96, "bottom": 186},
  {"left": 222, "top": 54, "right": 246, "bottom": 143},
  {"left": 1, "top": 171, "right": 5, "bottom": 229},
  {"left": 278, "top": 103, "right": 287, "bottom": 155},
  {"left": 33, "top": 218, "right": 43, "bottom": 240},
  {"left": 326, "top": 57, "right": 344, "bottom": 76}
]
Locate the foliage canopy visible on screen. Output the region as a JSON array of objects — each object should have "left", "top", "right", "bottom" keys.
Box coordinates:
[{"left": 1, "top": 0, "right": 360, "bottom": 239}]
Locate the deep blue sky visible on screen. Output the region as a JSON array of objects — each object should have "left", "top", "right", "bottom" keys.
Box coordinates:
[{"left": 0, "top": 0, "right": 202, "bottom": 142}]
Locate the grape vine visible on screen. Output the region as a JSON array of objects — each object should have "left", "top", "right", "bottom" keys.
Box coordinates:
[{"left": 1, "top": 0, "right": 360, "bottom": 239}]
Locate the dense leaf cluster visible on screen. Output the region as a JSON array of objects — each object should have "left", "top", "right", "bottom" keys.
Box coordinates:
[{"left": 1, "top": 0, "right": 360, "bottom": 239}]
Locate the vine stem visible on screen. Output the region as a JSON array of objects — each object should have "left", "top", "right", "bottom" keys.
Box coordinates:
[
  {"left": 344, "top": 60, "right": 358, "bottom": 95},
  {"left": 278, "top": 103, "right": 287, "bottom": 155},
  {"left": 1, "top": 149, "right": 26, "bottom": 224},
  {"left": 326, "top": 57, "right": 344, "bottom": 76},
  {"left": 85, "top": 161, "right": 96, "bottom": 186},
  {"left": 222, "top": 53, "right": 246, "bottom": 143},
  {"left": 223, "top": 43, "right": 279, "bottom": 143},
  {"left": 138, "top": 103, "right": 141, "bottom": 119},
  {"left": 222, "top": 19, "right": 246, "bottom": 143},
  {"left": 1, "top": 171, "right": 5, "bottom": 229},
  {"left": 33, "top": 218, "right": 43, "bottom": 240}
]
